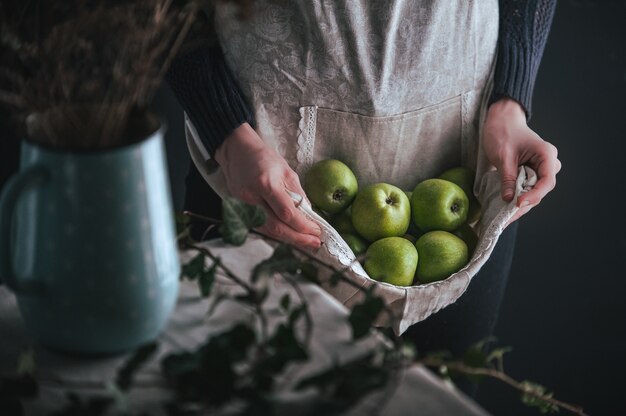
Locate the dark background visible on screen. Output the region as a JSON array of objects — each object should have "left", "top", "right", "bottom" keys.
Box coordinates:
[
  {"left": 476, "top": 2, "right": 626, "bottom": 415},
  {"left": 2, "top": 1, "right": 625, "bottom": 415}
]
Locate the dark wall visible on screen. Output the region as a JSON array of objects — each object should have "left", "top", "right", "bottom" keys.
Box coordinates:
[{"left": 477, "top": 2, "right": 626, "bottom": 415}]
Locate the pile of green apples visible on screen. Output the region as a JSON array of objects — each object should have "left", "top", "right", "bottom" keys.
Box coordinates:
[{"left": 303, "top": 159, "right": 481, "bottom": 287}]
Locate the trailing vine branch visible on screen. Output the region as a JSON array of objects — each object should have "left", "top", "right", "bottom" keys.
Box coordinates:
[
  {"left": 184, "top": 242, "right": 253, "bottom": 294},
  {"left": 182, "top": 206, "right": 589, "bottom": 416},
  {"left": 281, "top": 274, "right": 314, "bottom": 348},
  {"left": 181, "top": 242, "right": 270, "bottom": 342},
  {"left": 182, "top": 210, "right": 402, "bottom": 340},
  {"left": 3, "top": 199, "right": 589, "bottom": 416},
  {"left": 420, "top": 357, "right": 589, "bottom": 416}
]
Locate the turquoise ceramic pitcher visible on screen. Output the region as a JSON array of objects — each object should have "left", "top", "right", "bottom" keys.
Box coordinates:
[{"left": 0, "top": 122, "right": 180, "bottom": 354}]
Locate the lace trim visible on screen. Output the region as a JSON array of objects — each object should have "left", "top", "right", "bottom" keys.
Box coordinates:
[
  {"left": 296, "top": 106, "right": 318, "bottom": 175},
  {"left": 461, "top": 91, "right": 475, "bottom": 165}
]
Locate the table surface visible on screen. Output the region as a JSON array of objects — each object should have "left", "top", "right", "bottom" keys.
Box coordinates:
[{"left": 0, "top": 237, "right": 490, "bottom": 416}]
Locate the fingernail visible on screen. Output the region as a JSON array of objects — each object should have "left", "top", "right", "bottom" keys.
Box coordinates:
[
  {"left": 519, "top": 200, "right": 532, "bottom": 208},
  {"left": 503, "top": 191, "right": 514, "bottom": 201},
  {"left": 312, "top": 226, "right": 322, "bottom": 236}
]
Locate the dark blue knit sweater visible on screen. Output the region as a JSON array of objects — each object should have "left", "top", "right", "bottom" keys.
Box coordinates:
[{"left": 167, "top": 0, "right": 557, "bottom": 158}]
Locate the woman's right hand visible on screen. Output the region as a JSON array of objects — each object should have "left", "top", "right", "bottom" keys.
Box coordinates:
[{"left": 215, "top": 123, "right": 322, "bottom": 249}]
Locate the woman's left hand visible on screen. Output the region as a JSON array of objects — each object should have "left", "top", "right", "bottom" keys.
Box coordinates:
[{"left": 483, "top": 97, "right": 562, "bottom": 225}]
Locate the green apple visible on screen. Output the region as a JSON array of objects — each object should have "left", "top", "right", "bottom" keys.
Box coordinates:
[
  {"left": 414, "top": 231, "right": 468, "bottom": 284},
  {"left": 438, "top": 166, "right": 481, "bottom": 223},
  {"left": 351, "top": 183, "right": 411, "bottom": 242},
  {"left": 341, "top": 233, "right": 368, "bottom": 256},
  {"left": 304, "top": 159, "right": 358, "bottom": 214},
  {"left": 411, "top": 178, "right": 469, "bottom": 232},
  {"left": 331, "top": 206, "right": 356, "bottom": 234},
  {"left": 364, "top": 237, "right": 418, "bottom": 286},
  {"left": 453, "top": 223, "right": 478, "bottom": 257}
]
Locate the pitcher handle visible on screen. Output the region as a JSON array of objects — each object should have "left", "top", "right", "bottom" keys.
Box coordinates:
[{"left": 0, "top": 165, "right": 48, "bottom": 294}]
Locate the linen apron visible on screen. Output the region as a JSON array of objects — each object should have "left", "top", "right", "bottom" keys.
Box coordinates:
[{"left": 185, "top": 0, "right": 536, "bottom": 334}]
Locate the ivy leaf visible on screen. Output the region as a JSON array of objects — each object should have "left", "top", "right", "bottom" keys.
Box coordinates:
[
  {"left": 486, "top": 347, "right": 512, "bottom": 364},
  {"left": 271, "top": 244, "right": 294, "bottom": 259},
  {"left": 267, "top": 323, "right": 308, "bottom": 362},
  {"left": 16, "top": 348, "right": 36, "bottom": 376},
  {"left": 463, "top": 346, "right": 487, "bottom": 368},
  {"left": 162, "top": 324, "right": 256, "bottom": 406},
  {"left": 160, "top": 352, "right": 201, "bottom": 382},
  {"left": 219, "top": 198, "right": 266, "bottom": 246},
  {"left": 252, "top": 244, "right": 318, "bottom": 284},
  {"left": 279, "top": 294, "right": 291, "bottom": 312},
  {"left": 256, "top": 286, "right": 270, "bottom": 304},
  {"left": 198, "top": 260, "right": 218, "bottom": 298},
  {"left": 175, "top": 212, "right": 190, "bottom": 235},
  {"left": 348, "top": 290, "right": 384, "bottom": 340},
  {"left": 288, "top": 305, "right": 306, "bottom": 327},
  {"left": 115, "top": 342, "right": 158, "bottom": 392},
  {"left": 295, "top": 353, "right": 389, "bottom": 413},
  {"left": 461, "top": 345, "right": 488, "bottom": 383},
  {"left": 181, "top": 252, "right": 205, "bottom": 281},
  {"left": 471, "top": 336, "right": 498, "bottom": 352},
  {"left": 520, "top": 381, "right": 560, "bottom": 414},
  {"left": 251, "top": 323, "right": 308, "bottom": 394}
]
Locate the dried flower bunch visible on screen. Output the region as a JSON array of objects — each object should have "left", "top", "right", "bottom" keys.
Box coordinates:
[{"left": 0, "top": 0, "right": 201, "bottom": 149}]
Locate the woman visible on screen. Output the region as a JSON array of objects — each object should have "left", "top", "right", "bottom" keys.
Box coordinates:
[{"left": 167, "top": 0, "right": 560, "bottom": 384}]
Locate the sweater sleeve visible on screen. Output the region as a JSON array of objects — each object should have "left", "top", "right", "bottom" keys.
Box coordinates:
[
  {"left": 165, "top": 44, "right": 255, "bottom": 159},
  {"left": 491, "top": 0, "right": 557, "bottom": 119}
]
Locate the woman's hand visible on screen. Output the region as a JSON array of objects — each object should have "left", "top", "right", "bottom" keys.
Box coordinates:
[
  {"left": 483, "top": 98, "right": 561, "bottom": 225},
  {"left": 215, "top": 123, "right": 322, "bottom": 249}
]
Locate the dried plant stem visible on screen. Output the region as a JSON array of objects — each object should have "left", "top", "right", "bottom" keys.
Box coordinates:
[
  {"left": 2, "top": 0, "right": 203, "bottom": 148},
  {"left": 147, "top": 3, "right": 198, "bottom": 105}
]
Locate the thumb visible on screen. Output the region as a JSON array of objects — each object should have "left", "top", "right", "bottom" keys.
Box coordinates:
[{"left": 498, "top": 156, "right": 519, "bottom": 202}]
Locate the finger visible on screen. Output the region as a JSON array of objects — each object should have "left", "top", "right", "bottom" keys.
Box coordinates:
[
  {"left": 264, "top": 184, "right": 321, "bottom": 237},
  {"left": 283, "top": 171, "right": 314, "bottom": 207},
  {"left": 517, "top": 155, "right": 560, "bottom": 207},
  {"left": 257, "top": 208, "right": 321, "bottom": 249},
  {"left": 497, "top": 151, "right": 519, "bottom": 202}
]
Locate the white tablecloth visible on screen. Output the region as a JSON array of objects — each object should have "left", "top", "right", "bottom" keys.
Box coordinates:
[{"left": 0, "top": 236, "right": 490, "bottom": 415}]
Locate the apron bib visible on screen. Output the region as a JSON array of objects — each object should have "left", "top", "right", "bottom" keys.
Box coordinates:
[{"left": 185, "top": 0, "right": 536, "bottom": 333}]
